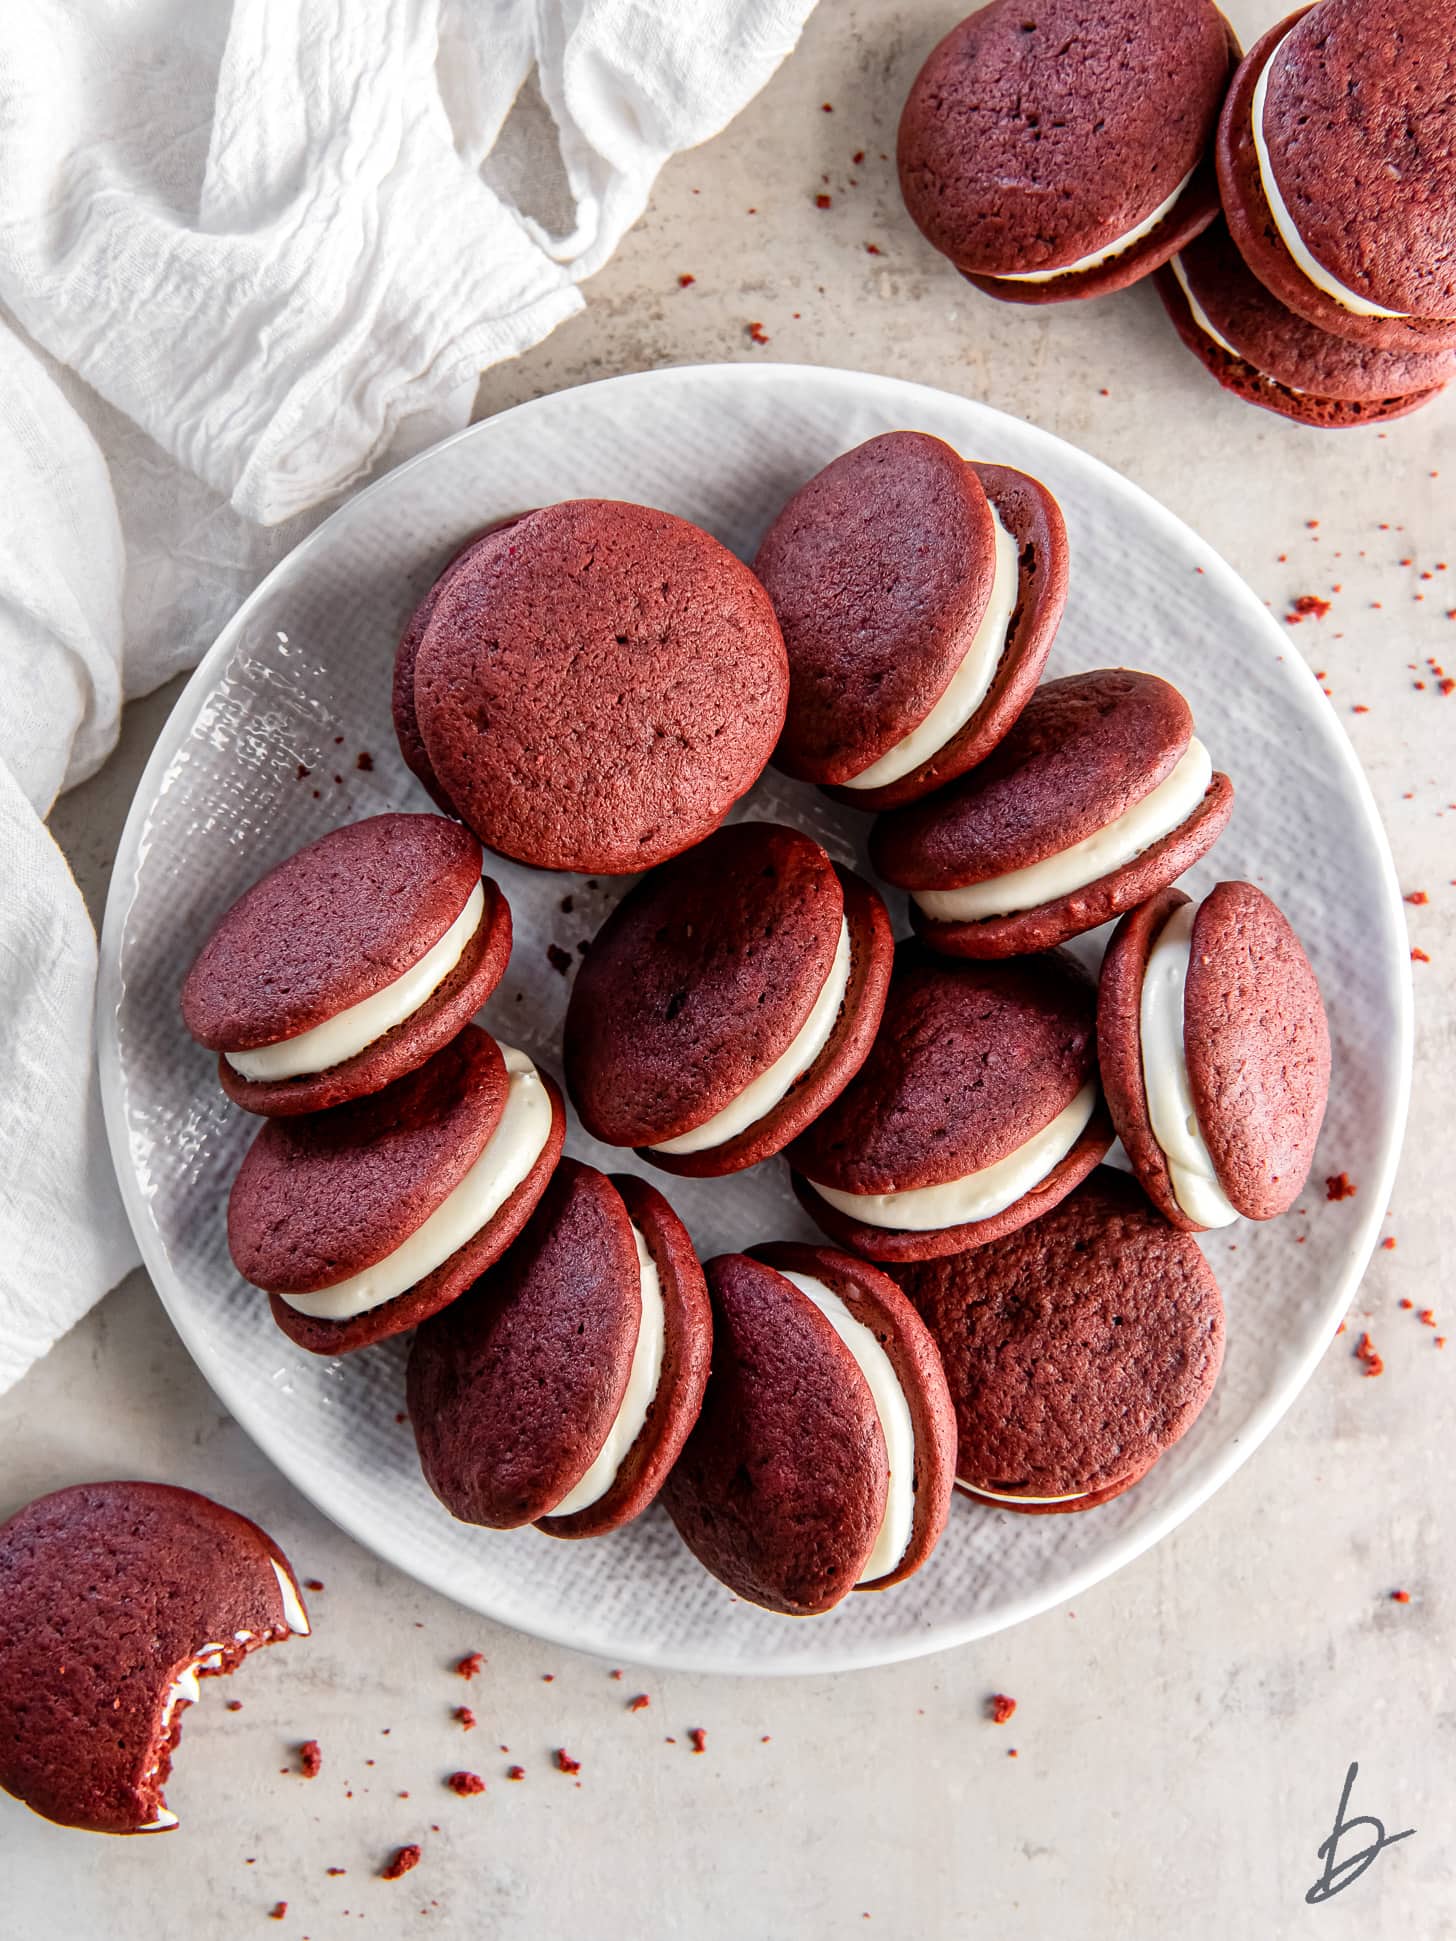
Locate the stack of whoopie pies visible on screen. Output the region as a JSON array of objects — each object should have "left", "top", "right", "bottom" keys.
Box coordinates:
[
  {"left": 897, "top": 0, "right": 1455, "bottom": 428},
  {"left": 179, "top": 444, "right": 1332, "bottom": 1620}
]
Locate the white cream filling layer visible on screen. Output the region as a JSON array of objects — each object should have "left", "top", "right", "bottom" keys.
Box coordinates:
[
  {"left": 278, "top": 1046, "right": 551, "bottom": 1320},
  {"left": 1139, "top": 899, "right": 1241, "bottom": 1229},
  {"left": 227, "top": 881, "right": 486, "bottom": 1082},
  {"left": 271, "top": 1559, "right": 311, "bottom": 1635},
  {"left": 781, "top": 1271, "right": 915, "bottom": 1583},
  {"left": 1170, "top": 255, "right": 1243, "bottom": 359},
  {"left": 551, "top": 1223, "right": 667, "bottom": 1517},
  {"left": 992, "top": 168, "right": 1195, "bottom": 283},
  {"left": 808, "top": 1080, "right": 1098, "bottom": 1233},
  {"left": 959, "top": 1480, "right": 1089, "bottom": 1505},
  {"left": 650, "top": 919, "right": 852, "bottom": 1155},
  {"left": 1252, "top": 33, "right": 1411, "bottom": 321},
  {"left": 843, "top": 505, "right": 1019, "bottom": 791},
  {"left": 913, "top": 737, "right": 1212, "bottom": 925}
]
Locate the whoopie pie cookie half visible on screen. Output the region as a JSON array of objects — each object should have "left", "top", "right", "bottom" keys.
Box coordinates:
[
  {"left": 180, "top": 812, "right": 512, "bottom": 1117},
  {"left": 0, "top": 1482, "right": 309, "bottom": 1835},
  {"left": 1097, "top": 881, "right": 1331, "bottom": 1231},
  {"left": 870, "top": 670, "right": 1233, "bottom": 958},
  {"left": 662, "top": 1246, "right": 957, "bottom": 1615},
  {"left": 1217, "top": 2, "right": 1456, "bottom": 354},
  {"left": 1157, "top": 219, "right": 1454, "bottom": 428},
  {"left": 753, "top": 433, "right": 1068, "bottom": 809},
  {"left": 898, "top": 0, "right": 1237, "bottom": 303},
  {"left": 564, "top": 821, "right": 893, "bottom": 1178},
  {"left": 228, "top": 1024, "right": 565, "bottom": 1354},
  {"left": 890, "top": 1168, "right": 1225, "bottom": 1513},
  {"left": 407, "top": 498, "right": 789, "bottom": 874},
  {"left": 789, "top": 943, "right": 1113, "bottom": 1262},
  {"left": 407, "top": 1161, "right": 711, "bottom": 1539}
]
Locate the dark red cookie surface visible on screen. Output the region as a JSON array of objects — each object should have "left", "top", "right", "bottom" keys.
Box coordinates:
[
  {"left": 408, "top": 1161, "right": 710, "bottom": 1536},
  {"left": 662, "top": 1253, "right": 889, "bottom": 1615},
  {"left": 1157, "top": 221, "right": 1451, "bottom": 427},
  {"left": 411, "top": 499, "right": 788, "bottom": 874},
  {"left": 1184, "top": 882, "right": 1331, "bottom": 1220},
  {"left": 813, "top": 461, "right": 1069, "bottom": 812},
  {"left": 0, "top": 1482, "right": 307, "bottom": 1835},
  {"left": 898, "top": 0, "right": 1234, "bottom": 300},
  {"left": 789, "top": 944, "right": 1112, "bottom": 1260},
  {"left": 1218, "top": 9, "right": 1456, "bottom": 352},
  {"left": 564, "top": 822, "right": 893, "bottom": 1176},
  {"left": 888, "top": 1168, "right": 1225, "bottom": 1513},
  {"left": 750, "top": 1243, "right": 958, "bottom": 1590},
  {"left": 182, "top": 814, "right": 512, "bottom": 1117},
  {"left": 228, "top": 1026, "right": 565, "bottom": 1355},
  {"left": 870, "top": 670, "right": 1233, "bottom": 958},
  {"left": 754, "top": 433, "right": 997, "bottom": 783}
]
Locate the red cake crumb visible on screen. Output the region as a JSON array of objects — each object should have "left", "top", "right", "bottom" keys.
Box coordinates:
[
  {"left": 609, "top": 1669, "right": 623, "bottom": 1681},
  {"left": 1419, "top": 1309, "right": 1437, "bottom": 1327},
  {"left": 546, "top": 943, "right": 572, "bottom": 976},
  {"left": 815, "top": 193, "right": 832, "bottom": 209},
  {"left": 448, "top": 1772, "right": 485, "bottom": 1797},
  {"left": 554, "top": 1749, "right": 581, "bottom": 1776},
  {"left": 356, "top": 751, "right": 374, "bottom": 772},
  {"left": 1382, "top": 1238, "right": 1397, "bottom": 1252},
  {"left": 1406, "top": 891, "right": 1430, "bottom": 905},
  {"left": 989, "top": 1694, "right": 1017, "bottom": 1725},
  {"left": 295, "top": 765, "right": 310, "bottom": 781},
  {"left": 747, "top": 321, "right": 770, "bottom": 346},
  {"left": 1391, "top": 1589, "right": 1411, "bottom": 1603},
  {"left": 304, "top": 1578, "right": 324, "bottom": 1592},
  {"left": 853, "top": 149, "right": 865, "bottom": 163},
  {"left": 821, "top": 101, "right": 833, "bottom": 112},
  {"left": 298, "top": 1740, "right": 322, "bottom": 1778},
  {"left": 541, "top": 1674, "right": 555, "bottom": 1683},
  {"left": 1354, "top": 1332, "right": 1384, "bottom": 1377},
  {"left": 227, "top": 1700, "right": 243, "bottom": 1711},
  {"left": 865, "top": 242, "right": 883, "bottom": 255},
  {"left": 454, "top": 1707, "right": 476, "bottom": 1730},
  {"left": 455, "top": 1653, "right": 484, "bottom": 1679},
  {"left": 1401, "top": 1298, "right": 1414, "bottom": 1309},
  {"left": 678, "top": 273, "right": 695, "bottom": 287},
  {"left": 1326, "top": 1173, "right": 1357, "bottom": 1201},
  {"left": 381, "top": 1845, "right": 421, "bottom": 1881},
  {"left": 688, "top": 1728, "right": 707, "bottom": 1754},
  {"left": 1413, "top": 947, "right": 1431, "bottom": 963},
  {"left": 628, "top": 1694, "right": 650, "bottom": 1713},
  {"left": 268, "top": 1904, "right": 287, "bottom": 1921},
  {"left": 506, "top": 1766, "right": 525, "bottom": 1781},
  {"left": 1286, "top": 594, "right": 1331, "bottom": 623},
  {"left": 327, "top": 1868, "right": 346, "bottom": 1877}
]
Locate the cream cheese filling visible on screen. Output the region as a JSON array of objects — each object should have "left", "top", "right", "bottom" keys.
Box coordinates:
[
  {"left": 807, "top": 1080, "right": 1097, "bottom": 1232},
  {"left": 1139, "top": 899, "right": 1240, "bottom": 1229},
  {"left": 550, "top": 1223, "right": 666, "bottom": 1517},
  {"left": 1252, "top": 33, "right": 1413, "bottom": 322},
  {"left": 277, "top": 1046, "right": 551, "bottom": 1320},
  {"left": 842, "top": 505, "right": 1019, "bottom": 791},
  {"left": 913, "top": 738, "right": 1212, "bottom": 925},
  {"left": 1170, "top": 255, "right": 1243, "bottom": 359},
  {"left": 650, "top": 919, "right": 852, "bottom": 1155},
  {"left": 780, "top": 1270, "right": 915, "bottom": 1583},
  {"left": 226, "top": 881, "right": 486, "bottom": 1082},
  {"left": 992, "top": 168, "right": 1195, "bottom": 283},
  {"left": 959, "top": 1480, "right": 1089, "bottom": 1505}
]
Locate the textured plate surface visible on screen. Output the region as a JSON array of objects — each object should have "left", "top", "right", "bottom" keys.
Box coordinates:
[{"left": 97, "top": 365, "right": 1410, "bottom": 1675}]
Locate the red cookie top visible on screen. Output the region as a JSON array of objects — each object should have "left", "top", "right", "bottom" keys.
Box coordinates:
[
  {"left": 898, "top": 0, "right": 1233, "bottom": 276},
  {"left": 890, "top": 1169, "right": 1224, "bottom": 1500},
  {"left": 753, "top": 433, "right": 997, "bottom": 783},
  {"left": 1258, "top": 0, "right": 1456, "bottom": 321},
  {"left": 790, "top": 943, "right": 1098, "bottom": 1194},
  {"left": 0, "top": 1482, "right": 306, "bottom": 1835},
  {"left": 411, "top": 499, "right": 789, "bottom": 874},
  {"left": 181, "top": 814, "right": 485, "bottom": 1052},
  {"left": 228, "top": 1026, "right": 507, "bottom": 1295},
  {"left": 871, "top": 670, "right": 1195, "bottom": 892},
  {"left": 406, "top": 1160, "right": 642, "bottom": 1530},
  {"left": 564, "top": 822, "right": 846, "bottom": 1149},
  {"left": 1185, "top": 881, "right": 1331, "bottom": 1219},
  {"left": 662, "top": 1253, "right": 889, "bottom": 1616}
]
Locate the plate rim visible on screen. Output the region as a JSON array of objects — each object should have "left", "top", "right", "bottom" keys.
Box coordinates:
[{"left": 95, "top": 360, "right": 1413, "bottom": 1675}]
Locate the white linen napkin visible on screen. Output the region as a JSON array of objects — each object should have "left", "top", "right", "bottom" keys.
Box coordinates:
[{"left": 0, "top": 0, "right": 815, "bottom": 1394}]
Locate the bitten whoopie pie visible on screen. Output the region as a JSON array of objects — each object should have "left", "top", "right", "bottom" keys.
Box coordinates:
[
  {"left": 898, "top": 0, "right": 1237, "bottom": 303},
  {"left": 404, "top": 499, "right": 789, "bottom": 874},
  {"left": 753, "top": 434, "right": 1068, "bottom": 809},
  {"left": 789, "top": 944, "right": 1112, "bottom": 1262},
  {"left": 181, "top": 813, "right": 512, "bottom": 1117},
  {"left": 228, "top": 1025, "right": 564, "bottom": 1354},
  {"left": 0, "top": 1482, "right": 308, "bottom": 1834},
  {"left": 1157, "top": 219, "right": 1454, "bottom": 427},
  {"left": 891, "top": 1168, "right": 1225, "bottom": 1513},
  {"left": 663, "top": 1247, "right": 957, "bottom": 1614},
  {"left": 1217, "top": 2, "right": 1456, "bottom": 353},
  {"left": 870, "top": 670, "right": 1233, "bottom": 958},
  {"left": 563, "top": 822, "right": 893, "bottom": 1177},
  {"left": 407, "top": 1161, "right": 711, "bottom": 1538},
  {"left": 1098, "top": 881, "right": 1331, "bottom": 1231}
]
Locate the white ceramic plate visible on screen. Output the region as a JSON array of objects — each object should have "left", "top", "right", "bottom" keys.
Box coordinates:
[{"left": 98, "top": 364, "right": 1410, "bottom": 1675}]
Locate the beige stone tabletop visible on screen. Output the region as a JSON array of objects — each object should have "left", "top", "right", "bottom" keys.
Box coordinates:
[{"left": 5, "top": 3, "right": 1453, "bottom": 1935}]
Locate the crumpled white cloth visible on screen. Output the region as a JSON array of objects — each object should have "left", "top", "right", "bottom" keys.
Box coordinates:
[{"left": 0, "top": 0, "right": 815, "bottom": 1394}]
